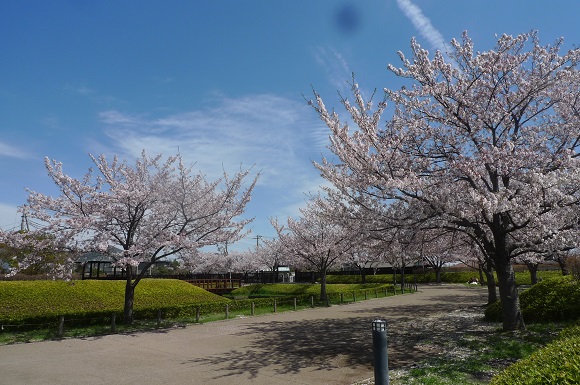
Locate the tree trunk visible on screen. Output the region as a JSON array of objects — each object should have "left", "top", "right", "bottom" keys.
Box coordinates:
[
  {"left": 271, "top": 264, "right": 276, "bottom": 283},
  {"left": 319, "top": 270, "right": 328, "bottom": 302},
  {"left": 478, "top": 262, "right": 485, "bottom": 285},
  {"left": 122, "top": 261, "right": 150, "bottom": 325},
  {"left": 526, "top": 262, "right": 539, "bottom": 285},
  {"left": 434, "top": 266, "right": 442, "bottom": 284},
  {"left": 483, "top": 262, "right": 497, "bottom": 305},
  {"left": 124, "top": 273, "right": 135, "bottom": 325},
  {"left": 360, "top": 266, "right": 367, "bottom": 284},
  {"left": 495, "top": 258, "right": 525, "bottom": 331},
  {"left": 557, "top": 256, "right": 570, "bottom": 276}
]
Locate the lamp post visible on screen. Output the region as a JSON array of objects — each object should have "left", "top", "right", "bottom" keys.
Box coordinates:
[{"left": 372, "top": 319, "right": 389, "bottom": 385}]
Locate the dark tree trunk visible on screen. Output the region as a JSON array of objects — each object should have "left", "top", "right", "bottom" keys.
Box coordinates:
[
  {"left": 495, "top": 258, "right": 525, "bottom": 331},
  {"left": 359, "top": 266, "right": 367, "bottom": 284},
  {"left": 525, "top": 261, "right": 540, "bottom": 285},
  {"left": 319, "top": 270, "right": 328, "bottom": 302},
  {"left": 478, "top": 262, "right": 485, "bottom": 285},
  {"left": 400, "top": 266, "right": 406, "bottom": 293},
  {"left": 271, "top": 264, "right": 277, "bottom": 283},
  {"left": 483, "top": 262, "right": 497, "bottom": 305},
  {"left": 124, "top": 270, "right": 135, "bottom": 325},
  {"left": 122, "top": 261, "right": 151, "bottom": 325},
  {"left": 557, "top": 256, "right": 570, "bottom": 276},
  {"left": 434, "top": 266, "right": 442, "bottom": 284}
]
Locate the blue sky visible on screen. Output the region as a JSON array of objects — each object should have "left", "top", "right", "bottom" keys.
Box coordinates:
[{"left": 1, "top": 0, "right": 579, "bottom": 250}]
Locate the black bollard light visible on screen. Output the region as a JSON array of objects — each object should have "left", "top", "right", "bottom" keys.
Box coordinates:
[{"left": 372, "top": 319, "right": 389, "bottom": 385}]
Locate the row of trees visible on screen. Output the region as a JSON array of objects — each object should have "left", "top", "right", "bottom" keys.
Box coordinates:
[
  {"left": 302, "top": 31, "right": 580, "bottom": 331},
  {"left": 3, "top": 31, "right": 580, "bottom": 332}
]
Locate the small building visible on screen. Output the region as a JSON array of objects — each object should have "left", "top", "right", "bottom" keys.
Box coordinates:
[{"left": 76, "top": 247, "right": 173, "bottom": 279}]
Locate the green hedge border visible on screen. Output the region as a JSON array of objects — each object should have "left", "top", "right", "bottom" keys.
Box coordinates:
[{"left": 490, "top": 323, "right": 580, "bottom": 385}]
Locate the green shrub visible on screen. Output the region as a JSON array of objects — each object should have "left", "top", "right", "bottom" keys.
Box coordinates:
[
  {"left": 326, "top": 273, "right": 431, "bottom": 284},
  {"left": 520, "top": 276, "right": 580, "bottom": 323},
  {"left": 490, "top": 323, "right": 580, "bottom": 385},
  {"left": 327, "top": 269, "right": 562, "bottom": 285},
  {"left": 514, "top": 270, "right": 563, "bottom": 286},
  {"left": 484, "top": 276, "right": 580, "bottom": 323},
  {"left": 484, "top": 300, "right": 502, "bottom": 322}
]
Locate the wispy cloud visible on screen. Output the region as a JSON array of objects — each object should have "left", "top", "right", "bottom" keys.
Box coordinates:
[
  {"left": 65, "top": 83, "right": 125, "bottom": 106},
  {"left": 0, "top": 141, "right": 31, "bottom": 159},
  {"left": 396, "top": 0, "right": 448, "bottom": 53},
  {"left": 97, "top": 94, "right": 330, "bottom": 217},
  {"left": 313, "top": 46, "right": 352, "bottom": 93}
]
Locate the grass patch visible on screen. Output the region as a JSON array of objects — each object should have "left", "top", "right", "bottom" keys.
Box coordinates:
[
  {"left": 389, "top": 321, "right": 568, "bottom": 385},
  {"left": 0, "top": 279, "right": 227, "bottom": 327},
  {"left": 228, "top": 283, "right": 392, "bottom": 298},
  {"left": 0, "top": 280, "right": 401, "bottom": 344}
]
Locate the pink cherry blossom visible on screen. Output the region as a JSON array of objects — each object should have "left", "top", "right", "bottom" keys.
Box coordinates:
[
  {"left": 310, "top": 31, "right": 580, "bottom": 331},
  {"left": 2, "top": 151, "right": 258, "bottom": 324}
]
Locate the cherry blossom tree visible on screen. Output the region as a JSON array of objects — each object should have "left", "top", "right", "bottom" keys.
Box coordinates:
[
  {"left": 309, "top": 187, "right": 384, "bottom": 282},
  {"left": 6, "top": 151, "right": 258, "bottom": 324},
  {"left": 310, "top": 31, "right": 580, "bottom": 330},
  {"left": 0, "top": 232, "right": 73, "bottom": 278},
  {"left": 229, "top": 248, "right": 263, "bottom": 275},
  {"left": 344, "top": 247, "right": 383, "bottom": 284},
  {"left": 454, "top": 236, "right": 499, "bottom": 305},
  {"left": 273, "top": 198, "right": 355, "bottom": 302},
  {"left": 515, "top": 253, "right": 543, "bottom": 285},
  {"left": 550, "top": 251, "right": 571, "bottom": 276},
  {"left": 255, "top": 237, "right": 286, "bottom": 283},
  {"left": 416, "top": 229, "right": 465, "bottom": 284},
  {"left": 179, "top": 250, "right": 222, "bottom": 275}
]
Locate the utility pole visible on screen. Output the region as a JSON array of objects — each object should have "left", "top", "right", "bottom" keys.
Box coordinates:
[{"left": 253, "top": 235, "right": 263, "bottom": 248}]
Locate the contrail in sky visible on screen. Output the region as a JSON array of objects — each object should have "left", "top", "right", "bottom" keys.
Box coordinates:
[
  {"left": 396, "top": 0, "right": 448, "bottom": 53},
  {"left": 314, "top": 46, "right": 351, "bottom": 93}
]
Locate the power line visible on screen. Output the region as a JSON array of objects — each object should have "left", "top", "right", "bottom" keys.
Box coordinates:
[
  {"left": 20, "top": 213, "right": 29, "bottom": 232},
  {"left": 253, "top": 235, "right": 263, "bottom": 247}
]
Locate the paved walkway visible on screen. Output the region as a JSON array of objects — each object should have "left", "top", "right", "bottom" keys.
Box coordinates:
[{"left": 0, "top": 284, "right": 488, "bottom": 385}]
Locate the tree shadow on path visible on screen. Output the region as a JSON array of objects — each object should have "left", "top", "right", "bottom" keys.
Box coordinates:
[{"left": 183, "top": 288, "right": 492, "bottom": 380}]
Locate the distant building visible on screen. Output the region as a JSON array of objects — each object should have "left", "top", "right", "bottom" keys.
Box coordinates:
[{"left": 76, "top": 247, "right": 172, "bottom": 279}]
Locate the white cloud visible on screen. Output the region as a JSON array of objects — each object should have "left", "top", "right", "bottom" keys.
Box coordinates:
[
  {"left": 97, "top": 94, "right": 331, "bottom": 219},
  {"left": 0, "top": 141, "right": 31, "bottom": 159},
  {"left": 396, "top": 0, "right": 448, "bottom": 53},
  {"left": 96, "top": 94, "right": 335, "bottom": 239}
]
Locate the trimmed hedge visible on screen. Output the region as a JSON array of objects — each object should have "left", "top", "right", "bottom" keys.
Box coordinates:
[
  {"left": 326, "top": 270, "right": 563, "bottom": 285},
  {"left": 513, "top": 270, "right": 563, "bottom": 286},
  {"left": 485, "top": 275, "right": 580, "bottom": 323},
  {"left": 330, "top": 271, "right": 478, "bottom": 284},
  {"left": 490, "top": 323, "right": 580, "bottom": 385}
]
